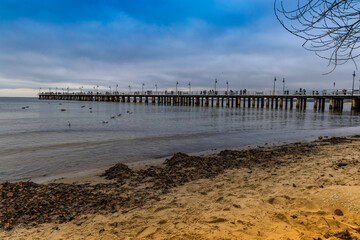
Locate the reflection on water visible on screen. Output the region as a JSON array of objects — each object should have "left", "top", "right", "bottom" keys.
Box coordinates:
[{"left": 0, "top": 97, "right": 359, "bottom": 182}]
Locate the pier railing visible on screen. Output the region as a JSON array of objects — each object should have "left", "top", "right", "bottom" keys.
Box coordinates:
[{"left": 39, "top": 88, "right": 358, "bottom": 97}]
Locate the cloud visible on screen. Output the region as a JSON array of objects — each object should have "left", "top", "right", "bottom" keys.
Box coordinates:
[
  {"left": 0, "top": 88, "right": 38, "bottom": 97},
  {"left": 0, "top": 1, "right": 357, "bottom": 97}
]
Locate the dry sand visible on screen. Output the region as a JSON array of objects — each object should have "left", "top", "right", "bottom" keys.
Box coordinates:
[{"left": 2, "top": 137, "right": 360, "bottom": 239}]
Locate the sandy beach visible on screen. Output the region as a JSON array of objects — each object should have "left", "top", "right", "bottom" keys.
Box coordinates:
[{"left": 1, "top": 136, "right": 360, "bottom": 239}]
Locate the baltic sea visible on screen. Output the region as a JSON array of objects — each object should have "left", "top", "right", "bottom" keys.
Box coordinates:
[{"left": 1, "top": 97, "right": 359, "bottom": 182}]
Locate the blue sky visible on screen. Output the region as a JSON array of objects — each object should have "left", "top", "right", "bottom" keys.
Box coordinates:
[{"left": 0, "top": 0, "right": 356, "bottom": 96}]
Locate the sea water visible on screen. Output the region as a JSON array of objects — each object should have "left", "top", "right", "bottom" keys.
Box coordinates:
[{"left": 1, "top": 97, "right": 359, "bottom": 182}]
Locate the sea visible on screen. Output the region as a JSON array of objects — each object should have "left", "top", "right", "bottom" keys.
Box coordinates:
[{"left": 1, "top": 97, "right": 359, "bottom": 183}]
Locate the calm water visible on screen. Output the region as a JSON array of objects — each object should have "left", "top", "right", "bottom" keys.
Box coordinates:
[{"left": 1, "top": 97, "right": 359, "bottom": 182}]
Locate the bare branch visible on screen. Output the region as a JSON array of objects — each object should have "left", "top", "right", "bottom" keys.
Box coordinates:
[{"left": 275, "top": 0, "right": 360, "bottom": 70}]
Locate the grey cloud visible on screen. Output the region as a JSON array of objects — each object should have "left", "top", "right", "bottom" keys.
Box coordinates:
[{"left": 0, "top": 13, "right": 356, "bottom": 96}]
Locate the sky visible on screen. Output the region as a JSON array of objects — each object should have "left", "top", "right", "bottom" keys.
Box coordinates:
[{"left": 0, "top": 0, "right": 358, "bottom": 97}]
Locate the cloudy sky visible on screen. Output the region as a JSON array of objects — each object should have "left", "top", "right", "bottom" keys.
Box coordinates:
[{"left": 0, "top": 0, "right": 357, "bottom": 97}]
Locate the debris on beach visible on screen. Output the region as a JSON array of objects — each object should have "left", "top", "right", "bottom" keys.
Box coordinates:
[
  {"left": 102, "top": 163, "right": 133, "bottom": 180},
  {"left": 61, "top": 109, "right": 66, "bottom": 112},
  {"left": 334, "top": 209, "right": 344, "bottom": 216},
  {"left": 332, "top": 230, "right": 353, "bottom": 239},
  {"left": 0, "top": 181, "right": 123, "bottom": 230}
]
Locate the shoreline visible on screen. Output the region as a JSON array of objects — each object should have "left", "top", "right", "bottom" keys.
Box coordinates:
[
  {"left": 33, "top": 157, "right": 167, "bottom": 185},
  {"left": 34, "top": 143, "right": 288, "bottom": 185},
  {"left": 34, "top": 135, "right": 330, "bottom": 185},
  {"left": 1, "top": 135, "right": 360, "bottom": 239}
]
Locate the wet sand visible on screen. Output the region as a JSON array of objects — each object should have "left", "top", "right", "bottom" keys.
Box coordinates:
[{"left": 1, "top": 136, "right": 360, "bottom": 239}]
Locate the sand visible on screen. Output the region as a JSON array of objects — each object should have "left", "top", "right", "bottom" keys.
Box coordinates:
[{"left": 1, "top": 137, "right": 360, "bottom": 239}]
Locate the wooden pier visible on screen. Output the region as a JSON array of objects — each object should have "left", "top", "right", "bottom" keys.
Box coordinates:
[{"left": 38, "top": 91, "right": 360, "bottom": 112}]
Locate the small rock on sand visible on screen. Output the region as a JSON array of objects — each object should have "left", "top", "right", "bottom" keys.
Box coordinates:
[{"left": 334, "top": 209, "right": 344, "bottom": 216}]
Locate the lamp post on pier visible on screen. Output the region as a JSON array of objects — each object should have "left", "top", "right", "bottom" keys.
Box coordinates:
[
  {"left": 109, "top": 86, "right": 111, "bottom": 94},
  {"left": 214, "top": 78, "right": 218, "bottom": 93},
  {"left": 226, "top": 81, "right": 229, "bottom": 95},
  {"left": 176, "top": 81, "right": 179, "bottom": 94},
  {"left": 142, "top": 83, "right": 145, "bottom": 94},
  {"left": 116, "top": 84, "right": 118, "bottom": 93},
  {"left": 128, "top": 85, "right": 131, "bottom": 93},
  {"left": 155, "top": 84, "right": 158, "bottom": 94},
  {"left": 188, "top": 82, "right": 191, "bottom": 93},
  {"left": 352, "top": 71, "right": 356, "bottom": 96},
  {"left": 273, "top": 77, "right": 277, "bottom": 95},
  {"left": 282, "top": 78, "right": 285, "bottom": 93}
]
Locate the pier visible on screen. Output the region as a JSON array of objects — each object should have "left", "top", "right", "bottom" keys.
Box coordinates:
[{"left": 38, "top": 89, "right": 360, "bottom": 112}]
